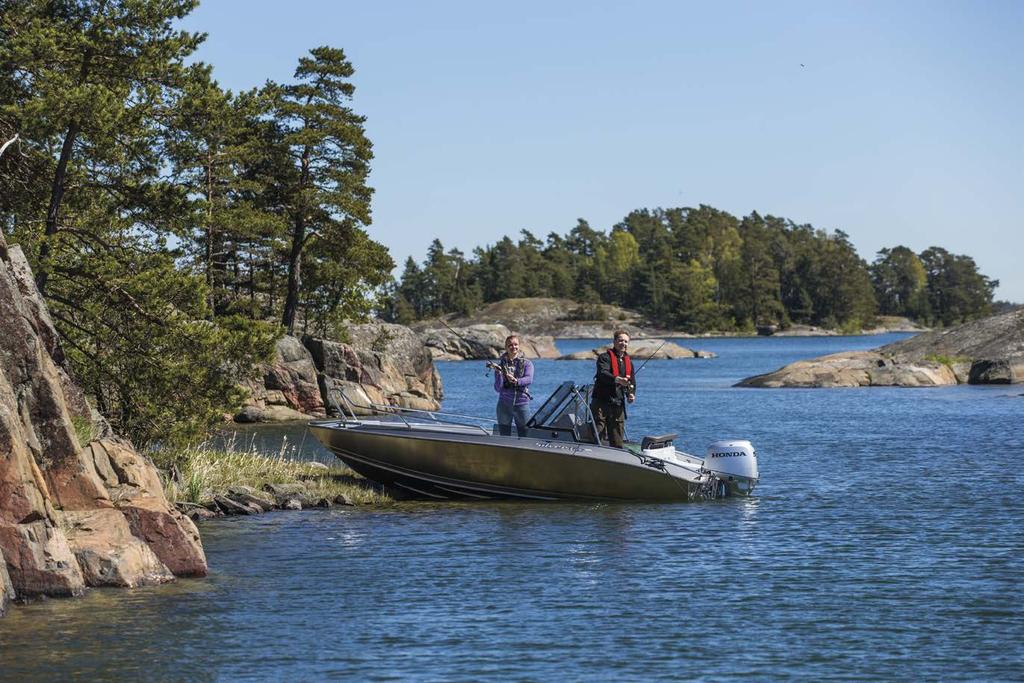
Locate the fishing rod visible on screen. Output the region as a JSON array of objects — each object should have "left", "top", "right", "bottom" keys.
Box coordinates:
[
  {"left": 631, "top": 338, "right": 669, "bottom": 375},
  {"left": 440, "top": 319, "right": 531, "bottom": 397}
]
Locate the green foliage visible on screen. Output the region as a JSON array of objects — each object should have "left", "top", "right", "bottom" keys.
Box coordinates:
[
  {"left": 923, "top": 353, "right": 972, "bottom": 367},
  {"left": 386, "top": 205, "right": 994, "bottom": 334},
  {"left": 3, "top": 4, "right": 398, "bottom": 446},
  {"left": 267, "top": 46, "right": 392, "bottom": 334},
  {"left": 918, "top": 247, "right": 997, "bottom": 327},
  {"left": 152, "top": 439, "right": 393, "bottom": 506},
  {"left": 71, "top": 415, "right": 94, "bottom": 449},
  {"left": 370, "top": 325, "right": 394, "bottom": 353},
  {"left": 48, "top": 233, "right": 279, "bottom": 447}
]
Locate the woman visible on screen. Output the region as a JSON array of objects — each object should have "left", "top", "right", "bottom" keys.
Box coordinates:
[{"left": 493, "top": 334, "right": 534, "bottom": 436}]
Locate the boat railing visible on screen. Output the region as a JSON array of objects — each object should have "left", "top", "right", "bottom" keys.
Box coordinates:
[{"left": 327, "top": 388, "right": 493, "bottom": 435}]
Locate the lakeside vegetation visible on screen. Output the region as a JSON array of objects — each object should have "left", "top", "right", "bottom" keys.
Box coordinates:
[
  {"left": 1, "top": 1, "right": 392, "bottom": 446},
  {"left": 384, "top": 211, "right": 1000, "bottom": 334},
  {"left": 151, "top": 440, "right": 394, "bottom": 508}
]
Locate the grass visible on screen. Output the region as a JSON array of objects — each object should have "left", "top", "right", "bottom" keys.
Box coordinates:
[
  {"left": 150, "top": 436, "right": 394, "bottom": 507},
  {"left": 923, "top": 353, "right": 972, "bottom": 367},
  {"left": 71, "top": 415, "right": 94, "bottom": 449}
]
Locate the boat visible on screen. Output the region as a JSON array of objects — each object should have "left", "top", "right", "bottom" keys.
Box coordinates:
[{"left": 309, "top": 382, "right": 758, "bottom": 502}]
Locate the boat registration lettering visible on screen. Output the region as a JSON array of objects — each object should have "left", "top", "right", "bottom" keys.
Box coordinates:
[{"left": 536, "top": 441, "right": 586, "bottom": 454}]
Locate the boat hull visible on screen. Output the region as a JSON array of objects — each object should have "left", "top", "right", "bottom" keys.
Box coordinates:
[{"left": 309, "top": 421, "right": 740, "bottom": 502}]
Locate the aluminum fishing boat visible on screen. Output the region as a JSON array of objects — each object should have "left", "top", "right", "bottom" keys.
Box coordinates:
[{"left": 309, "top": 382, "right": 758, "bottom": 502}]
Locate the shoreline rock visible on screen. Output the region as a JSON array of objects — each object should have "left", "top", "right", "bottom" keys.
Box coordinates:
[
  {"left": 1, "top": 232, "right": 207, "bottom": 616},
  {"left": 178, "top": 479, "right": 405, "bottom": 523},
  {"left": 417, "top": 322, "right": 559, "bottom": 360},
  {"left": 557, "top": 339, "right": 716, "bottom": 360},
  {"left": 238, "top": 323, "right": 444, "bottom": 421},
  {"left": 736, "top": 309, "right": 1024, "bottom": 388}
]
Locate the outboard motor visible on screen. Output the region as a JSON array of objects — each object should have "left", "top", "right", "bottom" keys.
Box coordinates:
[{"left": 703, "top": 440, "right": 759, "bottom": 495}]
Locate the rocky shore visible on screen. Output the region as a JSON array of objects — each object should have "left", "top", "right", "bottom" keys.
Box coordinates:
[
  {"left": 737, "top": 308, "right": 1024, "bottom": 388},
  {"left": 1, "top": 234, "right": 206, "bottom": 616},
  {"left": 427, "top": 297, "right": 647, "bottom": 340},
  {"left": 415, "top": 322, "right": 559, "bottom": 361},
  {"left": 557, "top": 339, "right": 716, "bottom": 360},
  {"left": 237, "top": 323, "right": 444, "bottom": 421}
]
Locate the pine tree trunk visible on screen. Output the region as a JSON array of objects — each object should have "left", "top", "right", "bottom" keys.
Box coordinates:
[{"left": 37, "top": 122, "right": 81, "bottom": 296}]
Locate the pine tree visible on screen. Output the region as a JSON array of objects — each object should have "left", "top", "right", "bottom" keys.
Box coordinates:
[{"left": 269, "top": 47, "right": 386, "bottom": 333}]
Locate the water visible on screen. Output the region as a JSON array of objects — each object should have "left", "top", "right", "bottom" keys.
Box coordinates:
[{"left": 3, "top": 334, "right": 1024, "bottom": 681}]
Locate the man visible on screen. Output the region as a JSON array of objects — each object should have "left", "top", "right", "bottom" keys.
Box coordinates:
[
  {"left": 493, "top": 334, "right": 534, "bottom": 436},
  {"left": 590, "top": 330, "right": 635, "bottom": 448}
]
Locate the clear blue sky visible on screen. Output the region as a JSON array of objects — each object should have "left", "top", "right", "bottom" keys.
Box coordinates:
[{"left": 181, "top": 0, "right": 1024, "bottom": 302}]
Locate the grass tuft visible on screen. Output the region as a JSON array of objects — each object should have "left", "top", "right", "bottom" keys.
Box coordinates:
[
  {"left": 150, "top": 435, "right": 393, "bottom": 507},
  {"left": 923, "top": 353, "right": 972, "bottom": 367}
]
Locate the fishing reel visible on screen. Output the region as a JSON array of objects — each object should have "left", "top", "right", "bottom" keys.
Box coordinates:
[{"left": 484, "top": 360, "right": 506, "bottom": 377}]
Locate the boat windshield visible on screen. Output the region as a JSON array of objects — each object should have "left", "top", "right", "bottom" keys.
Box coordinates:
[{"left": 526, "top": 382, "right": 599, "bottom": 443}]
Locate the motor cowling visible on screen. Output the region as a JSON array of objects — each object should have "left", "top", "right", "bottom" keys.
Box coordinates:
[{"left": 704, "top": 440, "right": 758, "bottom": 482}]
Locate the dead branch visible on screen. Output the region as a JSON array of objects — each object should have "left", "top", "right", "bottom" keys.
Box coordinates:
[{"left": 0, "top": 134, "right": 18, "bottom": 161}]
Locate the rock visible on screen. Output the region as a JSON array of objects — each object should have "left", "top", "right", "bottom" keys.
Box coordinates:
[
  {"left": 771, "top": 325, "right": 837, "bottom": 337},
  {"left": 62, "top": 508, "right": 174, "bottom": 587},
  {"left": 333, "top": 494, "right": 354, "bottom": 506},
  {"left": 426, "top": 297, "right": 644, "bottom": 338},
  {"left": 419, "top": 323, "right": 505, "bottom": 360},
  {"left": 315, "top": 498, "right": 332, "bottom": 508},
  {"left": 737, "top": 309, "right": 1024, "bottom": 388},
  {"left": 237, "top": 324, "right": 446, "bottom": 422},
  {"left": 0, "top": 520, "right": 85, "bottom": 598},
  {"left": 263, "top": 482, "right": 309, "bottom": 497},
  {"left": 183, "top": 506, "right": 218, "bottom": 522},
  {"left": 968, "top": 358, "right": 1024, "bottom": 384},
  {"left": 234, "top": 404, "right": 310, "bottom": 423},
  {"left": 737, "top": 351, "right": 958, "bottom": 388},
  {"left": 558, "top": 339, "right": 715, "bottom": 361},
  {"left": 308, "top": 325, "right": 443, "bottom": 413},
  {"left": 4, "top": 246, "right": 92, "bottom": 424},
  {"left": 1, "top": 233, "right": 207, "bottom": 607},
  {"left": 417, "top": 322, "right": 559, "bottom": 361},
  {"left": 87, "top": 439, "right": 208, "bottom": 577},
  {"left": 282, "top": 498, "right": 303, "bottom": 511},
  {"left": 226, "top": 486, "right": 276, "bottom": 512},
  {"left": 0, "top": 549, "right": 13, "bottom": 616},
  {"left": 262, "top": 337, "right": 325, "bottom": 416},
  {"left": 213, "top": 495, "right": 256, "bottom": 516}
]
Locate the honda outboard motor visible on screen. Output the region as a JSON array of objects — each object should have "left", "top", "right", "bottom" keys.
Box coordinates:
[{"left": 703, "top": 440, "right": 759, "bottom": 495}]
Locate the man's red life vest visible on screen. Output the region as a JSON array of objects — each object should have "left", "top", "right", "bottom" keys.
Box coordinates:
[{"left": 608, "top": 350, "right": 632, "bottom": 378}]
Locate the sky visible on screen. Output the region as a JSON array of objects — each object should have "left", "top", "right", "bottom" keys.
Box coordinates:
[{"left": 181, "top": 1, "right": 1024, "bottom": 302}]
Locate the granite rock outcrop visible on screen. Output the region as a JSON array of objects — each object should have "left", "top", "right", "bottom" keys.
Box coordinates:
[
  {"left": 557, "top": 339, "right": 716, "bottom": 361},
  {"left": 238, "top": 323, "right": 444, "bottom": 420},
  {"left": 1, "top": 231, "right": 206, "bottom": 615},
  {"left": 418, "top": 323, "right": 559, "bottom": 360},
  {"left": 737, "top": 308, "right": 1024, "bottom": 388}
]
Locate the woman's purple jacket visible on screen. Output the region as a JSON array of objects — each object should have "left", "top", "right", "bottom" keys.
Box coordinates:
[{"left": 493, "top": 353, "right": 534, "bottom": 406}]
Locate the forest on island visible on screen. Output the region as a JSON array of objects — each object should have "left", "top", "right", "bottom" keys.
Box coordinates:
[{"left": 385, "top": 207, "right": 999, "bottom": 333}]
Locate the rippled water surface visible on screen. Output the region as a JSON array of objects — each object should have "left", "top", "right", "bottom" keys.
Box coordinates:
[{"left": 3, "top": 334, "right": 1024, "bottom": 681}]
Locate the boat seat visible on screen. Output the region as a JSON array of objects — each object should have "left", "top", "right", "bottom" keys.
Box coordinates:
[{"left": 641, "top": 433, "right": 677, "bottom": 450}]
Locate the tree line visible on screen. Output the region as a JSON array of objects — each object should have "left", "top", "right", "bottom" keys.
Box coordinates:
[
  {"left": 0, "top": 1, "right": 392, "bottom": 446},
  {"left": 385, "top": 206, "right": 998, "bottom": 332}
]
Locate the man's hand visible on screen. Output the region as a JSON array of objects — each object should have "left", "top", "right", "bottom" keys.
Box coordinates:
[
  {"left": 627, "top": 393, "right": 635, "bottom": 404},
  {"left": 614, "top": 376, "right": 630, "bottom": 387}
]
